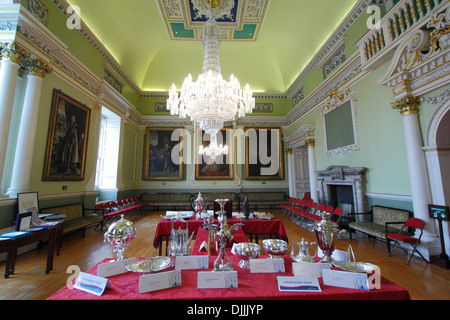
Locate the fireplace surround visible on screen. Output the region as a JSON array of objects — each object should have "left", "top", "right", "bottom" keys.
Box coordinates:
[{"left": 317, "top": 166, "right": 367, "bottom": 214}]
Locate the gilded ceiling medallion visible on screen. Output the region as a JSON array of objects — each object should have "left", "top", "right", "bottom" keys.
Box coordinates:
[{"left": 157, "top": 0, "right": 270, "bottom": 41}]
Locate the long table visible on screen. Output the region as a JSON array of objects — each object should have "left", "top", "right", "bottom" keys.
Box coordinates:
[
  {"left": 153, "top": 216, "right": 288, "bottom": 255},
  {"left": 0, "top": 222, "right": 63, "bottom": 278},
  {"left": 48, "top": 225, "right": 410, "bottom": 301}
]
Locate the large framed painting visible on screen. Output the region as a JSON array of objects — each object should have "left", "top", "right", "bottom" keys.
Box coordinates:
[
  {"left": 42, "top": 90, "right": 91, "bottom": 181},
  {"left": 144, "top": 127, "right": 184, "bottom": 180},
  {"left": 245, "top": 127, "right": 284, "bottom": 180},
  {"left": 195, "top": 128, "right": 233, "bottom": 180}
]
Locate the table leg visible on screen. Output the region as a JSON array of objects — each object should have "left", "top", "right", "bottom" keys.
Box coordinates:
[
  {"left": 4, "top": 250, "right": 12, "bottom": 278},
  {"left": 46, "top": 228, "right": 56, "bottom": 274}
]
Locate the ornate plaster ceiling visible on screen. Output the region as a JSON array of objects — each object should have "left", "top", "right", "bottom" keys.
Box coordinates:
[
  {"left": 65, "top": 0, "right": 358, "bottom": 94},
  {"left": 157, "top": 0, "right": 270, "bottom": 41}
]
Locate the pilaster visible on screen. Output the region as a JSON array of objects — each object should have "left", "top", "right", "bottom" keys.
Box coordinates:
[{"left": 305, "top": 139, "right": 318, "bottom": 203}]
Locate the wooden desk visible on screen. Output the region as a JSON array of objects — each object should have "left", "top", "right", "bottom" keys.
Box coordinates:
[{"left": 0, "top": 223, "right": 62, "bottom": 278}]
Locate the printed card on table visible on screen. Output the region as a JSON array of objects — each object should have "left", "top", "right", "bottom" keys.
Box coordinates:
[
  {"left": 197, "top": 271, "right": 238, "bottom": 289},
  {"left": 139, "top": 269, "right": 182, "bottom": 294},
  {"left": 322, "top": 269, "right": 370, "bottom": 291},
  {"left": 74, "top": 272, "right": 112, "bottom": 296},
  {"left": 175, "top": 255, "right": 209, "bottom": 270},
  {"left": 292, "top": 263, "right": 330, "bottom": 278},
  {"left": 249, "top": 258, "right": 285, "bottom": 273},
  {"left": 277, "top": 276, "right": 322, "bottom": 292},
  {"left": 97, "top": 258, "right": 136, "bottom": 278}
]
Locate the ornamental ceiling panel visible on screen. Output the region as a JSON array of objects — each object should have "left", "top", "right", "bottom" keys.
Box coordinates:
[
  {"left": 157, "top": 0, "right": 270, "bottom": 41},
  {"left": 64, "top": 0, "right": 359, "bottom": 94}
]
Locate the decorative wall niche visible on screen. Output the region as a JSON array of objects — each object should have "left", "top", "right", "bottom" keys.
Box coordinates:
[{"left": 322, "top": 88, "right": 360, "bottom": 156}]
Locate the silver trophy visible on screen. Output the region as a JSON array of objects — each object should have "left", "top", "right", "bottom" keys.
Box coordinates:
[
  {"left": 311, "top": 211, "right": 341, "bottom": 263},
  {"left": 104, "top": 214, "right": 136, "bottom": 261},
  {"left": 213, "top": 199, "right": 243, "bottom": 271},
  {"left": 291, "top": 238, "right": 316, "bottom": 263},
  {"left": 191, "top": 192, "right": 206, "bottom": 220}
]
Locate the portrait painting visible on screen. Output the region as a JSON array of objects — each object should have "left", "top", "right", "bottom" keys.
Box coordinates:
[
  {"left": 245, "top": 127, "right": 284, "bottom": 180},
  {"left": 144, "top": 127, "right": 184, "bottom": 180},
  {"left": 42, "top": 90, "right": 90, "bottom": 181},
  {"left": 195, "top": 128, "right": 233, "bottom": 180}
]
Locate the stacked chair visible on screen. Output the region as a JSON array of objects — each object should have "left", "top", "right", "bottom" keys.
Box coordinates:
[
  {"left": 280, "top": 194, "right": 344, "bottom": 231},
  {"left": 96, "top": 196, "right": 148, "bottom": 230}
]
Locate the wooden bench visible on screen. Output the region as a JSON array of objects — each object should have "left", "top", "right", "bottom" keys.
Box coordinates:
[
  {"left": 141, "top": 193, "right": 193, "bottom": 211},
  {"left": 40, "top": 203, "right": 103, "bottom": 236},
  {"left": 239, "top": 192, "right": 287, "bottom": 210},
  {"left": 348, "top": 205, "right": 412, "bottom": 240}
]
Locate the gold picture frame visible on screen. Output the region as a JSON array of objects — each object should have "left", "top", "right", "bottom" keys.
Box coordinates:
[
  {"left": 143, "top": 127, "right": 185, "bottom": 181},
  {"left": 195, "top": 128, "right": 233, "bottom": 180},
  {"left": 42, "top": 90, "right": 90, "bottom": 181},
  {"left": 245, "top": 127, "right": 284, "bottom": 180}
]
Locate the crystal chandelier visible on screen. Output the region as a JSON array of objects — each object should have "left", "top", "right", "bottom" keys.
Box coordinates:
[{"left": 167, "top": 8, "right": 255, "bottom": 161}]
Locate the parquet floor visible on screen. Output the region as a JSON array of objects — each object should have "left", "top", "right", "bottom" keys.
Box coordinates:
[{"left": 0, "top": 209, "right": 448, "bottom": 300}]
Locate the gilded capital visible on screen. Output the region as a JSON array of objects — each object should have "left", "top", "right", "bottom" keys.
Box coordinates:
[
  {"left": 391, "top": 96, "right": 420, "bottom": 115},
  {"left": 285, "top": 148, "right": 293, "bottom": 155},
  {"left": 24, "top": 58, "right": 52, "bottom": 78},
  {"left": 0, "top": 42, "right": 29, "bottom": 65},
  {"left": 305, "top": 139, "right": 315, "bottom": 148}
]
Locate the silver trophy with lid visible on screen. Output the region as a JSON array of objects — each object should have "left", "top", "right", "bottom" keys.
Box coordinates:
[{"left": 104, "top": 214, "right": 136, "bottom": 261}]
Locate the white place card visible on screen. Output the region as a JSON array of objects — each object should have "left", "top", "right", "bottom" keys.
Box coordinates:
[
  {"left": 322, "top": 269, "right": 370, "bottom": 291},
  {"left": 97, "top": 258, "right": 136, "bottom": 278},
  {"left": 175, "top": 255, "right": 209, "bottom": 270},
  {"left": 249, "top": 258, "right": 285, "bottom": 273},
  {"left": 292, "top": 263, "right": 330, "bottom": 278},
  {"left": 139, "top": 269, "right": 182, "bottom": 294},
  {"left": 277, "top": 276, "right": 322, "bottom": 292},
  {"left": 197, "top": 271, "right": 238, "bottom": 289},
  {"left": 74, "top": 272, "right": 111, "bottom": 296}
]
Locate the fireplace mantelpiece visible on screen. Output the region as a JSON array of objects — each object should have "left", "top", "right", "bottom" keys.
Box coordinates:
[{"left": 317, "top": 166, "right": 367, "bottom": 213}]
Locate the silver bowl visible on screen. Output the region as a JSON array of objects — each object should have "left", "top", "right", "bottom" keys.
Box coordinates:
[
  {"left": 262, "top": 239, "right": 288, "bottom": 259},
  {"left": 234, "top": 242, "right": 261, "bottom": 269}
]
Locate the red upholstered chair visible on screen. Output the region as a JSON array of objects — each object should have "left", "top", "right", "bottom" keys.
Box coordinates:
[
  {"left": 386, "top": 218, "right": 428, "bottom": 265},
  {"left": 330, "top": 207, "right": 343, "bottom": 224}
]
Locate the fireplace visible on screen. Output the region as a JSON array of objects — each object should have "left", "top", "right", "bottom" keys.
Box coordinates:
[{"left": 316, "top": 166, "right": 367, "bottom": 214}]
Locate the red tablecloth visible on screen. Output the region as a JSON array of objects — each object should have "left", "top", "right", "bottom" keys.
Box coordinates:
[
  {"left": 48, "top": 253, "right": 410, "bottom": 300},
  {"left": 192, "top": 226, "right": 249, "bottom": 255},
  {"left": 153, "top": 217, "right": 288, "bottom": 249}
]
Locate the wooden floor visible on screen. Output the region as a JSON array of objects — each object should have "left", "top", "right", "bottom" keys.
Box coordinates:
[{"left": 0, "top": 209, "right": 448, "bottom": 300}]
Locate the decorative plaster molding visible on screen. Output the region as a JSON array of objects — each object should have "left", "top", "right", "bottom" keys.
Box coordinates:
[
  {"left": 378, "top": 3, "right": 450, "bottom": 100},
  {"left": 283, "top": 125, "right": 315, "bottom": 149}
]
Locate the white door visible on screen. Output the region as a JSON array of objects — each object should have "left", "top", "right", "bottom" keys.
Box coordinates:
[{"left": 294, "top": 147, "right": 310, "bottom": 199}]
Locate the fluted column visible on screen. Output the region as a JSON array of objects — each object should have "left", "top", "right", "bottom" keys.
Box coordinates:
[
  {"left": 392, "top": 96, "right": 438, "bottom": 257},
  {"left": 0, "top": 42, "right": 28, "bottom": 197},
  {"left": 8, "top": 58, "right": 52, "bottom": 196},
  {"left": 306, "top": 139, "right": 319, "bottom": 203}
]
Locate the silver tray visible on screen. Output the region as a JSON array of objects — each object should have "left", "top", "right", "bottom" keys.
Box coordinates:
[
  {"left": 160, "top": 211, "right": 194, "bottom": 220},
  {"left": 126, "top": 257, "right": 173, "bottom": 273},
  {"left": 332, "top": 261, "right": 379, "bottom": 273}
]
